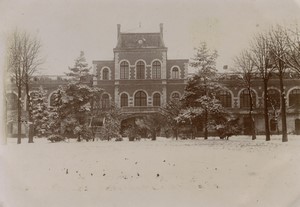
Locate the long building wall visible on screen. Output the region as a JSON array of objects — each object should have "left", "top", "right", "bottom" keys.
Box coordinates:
[{"left": 5, "top": 23, "right": 300, "bottom": 136}]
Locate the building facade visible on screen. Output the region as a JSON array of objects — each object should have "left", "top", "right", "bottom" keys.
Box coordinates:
[
  {"left": 5, "top": 24, "right": 300, "bottom": 137},
  {"left": 92, "top": 24, "right": 188, "bottom": 116}
]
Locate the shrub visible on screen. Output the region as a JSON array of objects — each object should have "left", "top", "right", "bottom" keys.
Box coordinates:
[
  {"left": 115, "top": 137, "right": 123, "bottom": 142},
  {"left": 216, "top": 117, "right": 241, "bottom": 140},
  {"left": 47, "top": 134, "right": 65, "bottom": 143},
  {"left": 124, "top": 127, "right": 141, "bottom": 141}
]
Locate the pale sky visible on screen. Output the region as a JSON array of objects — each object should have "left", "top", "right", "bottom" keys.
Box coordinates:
[{"left": 1, "top": 0, "right": 300, "bottom": 75}]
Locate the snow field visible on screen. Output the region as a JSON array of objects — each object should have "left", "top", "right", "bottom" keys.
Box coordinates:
[{"left": 1, "top": 135, "right": 300, "bottom": 207}]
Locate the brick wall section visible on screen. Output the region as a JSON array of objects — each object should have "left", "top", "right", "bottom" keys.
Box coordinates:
[
  {"left": 167, "top": 59, "right": 189, "bottom": 79},
  {"left": 117, "top": 50, "right": 166, "bottom": 66},
  {"left": 93, "top": 60, "right": 115, "bottom": 80}
]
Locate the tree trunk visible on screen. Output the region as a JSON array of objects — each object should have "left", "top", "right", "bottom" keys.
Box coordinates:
[
  {"left": 248, "top": 88, "right": 256, "bottom": 140},
  {"left": 25, "top": 74, "right": 34, "bottom": 143},
  {"left": 17, "top": 82, "right": 22, "bottom": 144},
  {"left": 3, "top": 89, "right": 7, "bottom": 145},
  {"left": 263, "top": 80, "right": 271, "bottom": 141},
  {"left": 279, "top": 70, "right": 288, "bottom": 142},
  {"left": 77, "top": 134, "right": 81, "bottom": 142},
  {"left": 151, "top": 131, "right": 156, "bottom": 140},
  {"left": 204, "top": 77, "right": 208, "bottom": 140},
  {"left": 204, "top": 109, "right": 208, "bottom": 140}
]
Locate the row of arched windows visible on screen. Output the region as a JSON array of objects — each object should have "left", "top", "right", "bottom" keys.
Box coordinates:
[
  {"left": 120, "top": 92, "right": 162, "bottom": 107},
  {"left": 120, "top": 60, "right": 163, "bottom": 79},
  {"left": 217, "top": 88, "right": 282, "bottom": 108},
  {"left": 100, "top": 61, "right": 181, "bottom": 80},
  {"left": 6, "top": 88, "right": 300, "bottom": 110}
]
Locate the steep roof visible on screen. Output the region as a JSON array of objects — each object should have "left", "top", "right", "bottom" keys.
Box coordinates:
[{"left": 115, "top": 32, "right": 165, "bottom": 49}]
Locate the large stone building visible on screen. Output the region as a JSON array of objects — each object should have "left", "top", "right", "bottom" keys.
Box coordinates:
[
  {"left": 5, "top": 24, "right": 300, "bottom": 137},
  {"left": 92, "top": 24, "right": 188, "bottom": 114}
]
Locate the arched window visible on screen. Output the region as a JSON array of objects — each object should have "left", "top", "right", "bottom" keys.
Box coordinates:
[
  {"left": 217, "top": 90, "right": 232, "bottom": 108},
  {"left": 120, "top": 93, "right": 128, "bottom": 107},
  {"left": 153, "top": 93, "right": 161, "bottom": 106},
  {"left": 136, "top": 61, "right": 145, "bottom": 79},
  {"left": 120, "top": 61, "right": 129, "bottom": 79},
  {"left": 171, "top": 67, "right": 179, "bottom": 79},
  {"left": 134, "top": 91, "right": 147, "bottom": 106},
  {"left": 289, "top": 89, "right": 300, "bottom": 108},
  {"left": 240, "top": 89, "right": 256, "bottom": 108},
  {"left": 101, "top": 94, "right": 110, "bottom": 109},
  {"left": 171, "top": 92, "right": 180, "bottom": 101},
  {"left": 102, "top": 68, "right": 109, "bottom": 80},
  {"left": 152, "top": 61, "right": 161, "bottom": 79},
  {"left": 267, "top": 89, "right": 280, "bottom": 108},
  {"left": 6, "top": 93, "right": 18, "bottom": 110}
]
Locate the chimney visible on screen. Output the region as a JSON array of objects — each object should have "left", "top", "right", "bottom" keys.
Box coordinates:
[
  {"left": 117, "top": 24, "right": 121, "bottom": 39},
  {"left": 160, "top": 23, "right": 163, "bottom": 37}
]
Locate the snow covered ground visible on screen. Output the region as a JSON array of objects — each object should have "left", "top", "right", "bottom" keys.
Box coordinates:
[{"left": 1, "top": 135, "right": 300, "bottom": 207}]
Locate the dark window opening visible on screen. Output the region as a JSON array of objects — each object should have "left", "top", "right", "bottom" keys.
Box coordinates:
[
  {"left": 289, "top": 89, "right": 300, "bottom": 108},
  {"left": 134, "top": 91, "right": 147, "bottom": 106},
  {"left": 121, "top": 93, "right": 128, "bottom": 107},
  {"left": 153, "top": 93, "right": 161, "bottom": 106},
  {"left": 120, "top": 61, "right": 129, "bottom": 79},
  {"left": 102, "top": 68, "right": 109, "bottom": 80},
  {"left": 136, "top": 61, "right": 145, "bottom": 79},
  {"left": 217, "top": 90, "right": 232, "bottom": 108},
  {"left": 152, "top": 61, "right": 161, "bottom": 79},
  {"left": 172, "top": 67, "right": 179, "bottom": 79},
  {"left": 240, "top": 89, "right": 256, "bottom": 108}
]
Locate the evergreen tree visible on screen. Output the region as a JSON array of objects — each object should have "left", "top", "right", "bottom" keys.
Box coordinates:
[
  {"left": 49, "top": 51, "right": 103, "bottom": 141},
  {"left": 99, "top": 105, "right": 122, "bottom": 141},
  {"left": 66, "top": 51, "right": 91, "bottom": 81},
  {"left": 181, "top": 42, "right": 225, "bottom": 139},
  {"left": 162, "top": 99, "right": 183, "bottom": 140},
  {"left": 30, "top": 87, "right": 50, "bottom": 137}
]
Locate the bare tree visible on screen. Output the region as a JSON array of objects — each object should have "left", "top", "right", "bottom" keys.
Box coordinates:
[
  {"left": 20, "top": 32, "right": 43, "bottom": 143},
  {"left": 234, "top": 50, "right": 257, "bottom": 140},
  {"left": 6, "top": 30, "right": 43, "bottom": 144},
  {"left": 7, "top": 30, "right": 24, "bottom": 144},
  {"left": 249, "top": 32, "right": 273, "bottom": 141},
  {"left": 284, "top": 24, "right": 300, "bottom": 74},
  {"left": 268, "top": 25, "right": 289, "bottom": 142}
]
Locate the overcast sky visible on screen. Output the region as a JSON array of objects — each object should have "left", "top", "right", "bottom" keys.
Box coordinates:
[{"left": 1, "top": 0, "right": 300, "bottom": 75}]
